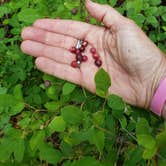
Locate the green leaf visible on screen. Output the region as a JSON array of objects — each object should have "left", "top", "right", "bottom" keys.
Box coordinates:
[
  {"left": 0, "top": 6, "right": 9, "bottom": 18},
  {"left": 95, "top": 68, "right": 111, "bottom": 98},
  {"left": 46, "top": 86, "right": 59, "bottom": 100},
  {"left": 71, "top": 157, "right": 101, "bottom": 166},
  {"left": 70, "top": 131, "right": 88, "bottom": 146},
  {"left": 119, "top": 116, "right": 127, "bottom": 129},
  {"left": 13, "top": 84, "right": 23, "bottom": 100},
  {"left": 93, "top": 111, "right": 105, "bottom": 126},
  {"left": 62, "top": 82, "right": 76, "bottom": 95},
  {"left": 137, "top": 134, "right": 156, "bottom": 149},
  {"left": 0, "top": 87, "right": 7, "bottom": 94},
  {"left": 43, "top": 74, "right": 55, "bottom": 82},
  {"left": 136, "top": 118, "right": 151, "bottom": 135},
  {"left": 149, "top": 0, "right": 161, "bottom": 6},
  {"left": 107, "top": 94, "right": 125, "bottom": 110},
  {"left": 18, "top": 8, "right": 42, "bottom": 23},
  {"left": 147, "top": 16, "right": 158, "bottom": 28},
  {"left": 13, "top": 139, "right": 25, "bottom": 162},
  {"left": 10, "top": 102, "right": 24, "bottom": 116},
  {"left": 61, "top": 106, "right": 82, "bottom": 125},
  {"left": 64, "top": 1, "right": 79, "bottom": 10},
  {"left": 156, "top": 127, "right": 166, "bottom": 147},
  {"left": 0, "top": 138, "right": 13, "bottom": 161},
  {"left": 162, "top": 13, "right": 166, "bottom": 22},
  {"left": 39, "top": 143, "right": 62, "bottom": 165},
  {"left": 44, "top": 101, "right": 60, "bottom": 111},
  {"left": 133, "top": 0, "right": 143, "bottom": 13},
  {"left": 30, "top": 131, "right": 45, "bottom": 151},
  {"left": 47, "top": 116, "right": 66, "bottom": 134},
  {"left": 0, "top": 94, "right": 18, "bottom": 107},
  {"left": 87, "top": 127, "right": 105, "bottom": 152},
  {"left": 109, "top": 0, "right": 118, "bottom": 7},
  {"left": 143, "top": 145, "right": 157, "bottom": 159}
]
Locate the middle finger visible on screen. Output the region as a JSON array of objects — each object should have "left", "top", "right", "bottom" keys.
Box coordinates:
[{"left": 21, "top": 40, "right": 75, "bottom": 65}]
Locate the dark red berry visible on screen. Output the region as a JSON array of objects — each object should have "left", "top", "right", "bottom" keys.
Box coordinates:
[
  {"left": 44, "top": 80, "right": 51, "bottom": 87},
  {"left": 82, "top": 55, "right": 88, "bottom": 62},
  {"left": 95, "top": 59, "right": 102, "bottom": 67},
  {"left": 90, "top": 47, "right": 96, "bottom": 54},
  {"left": 76, "top": 54, "right": 83, "bottom": 62},
  {"left": 92, "top": 53, "right": 100, "bottom": 60},
  {"left": 76, "top": 49, "right": 81, "bottom": 55},
  {"left": 80, "top": 46, "right": 85, "bottom": 52},
  {"left": 70, "top": 47, "right": 76, "bottom": 54},
  {"left": 71, "top": 60, "right": 78, "bottom": 68},
  {"left": 82, "top": 41, "right": 88, "bottom": 47},
  {"left": 71, "top": 8, "right": 78, "bottom": 15}
]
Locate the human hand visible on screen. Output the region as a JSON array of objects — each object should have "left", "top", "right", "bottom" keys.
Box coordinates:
[{"left": 21, "top": 0, "right": 166, "bottom": 109}]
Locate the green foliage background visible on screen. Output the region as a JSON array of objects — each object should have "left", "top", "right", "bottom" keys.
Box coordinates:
[{"left": 0, "top": 0, "right": 166, "bottom": 165}]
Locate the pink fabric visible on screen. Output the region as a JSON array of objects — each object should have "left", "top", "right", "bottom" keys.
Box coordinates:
[{"left": 150, "top": 76, "right": 166, "bottom": 116}]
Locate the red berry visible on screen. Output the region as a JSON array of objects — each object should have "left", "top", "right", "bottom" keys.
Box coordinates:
[
  {"left": 95, "top": 59, "right": 102, "bottom": 67},
  {"left": 76, "top": 49, "right": 81, "bottom": 55},
  {"left": 71, "top": 60, "right": 78, "bottom": 68},
  {"left": 71, "top": 8, "right": 78, "bottom": 15},
  {"left": 82, "top": 55, "right": 88, "bottom": 62},
  {"left": 82, "top": 41, "right": 88, "bottom": 47},
  {"left": 90, "top": 47, "right": 96, "bottom": 54},
  {"left": 44, "top": 80, "right": 51, "bottom": 87},
  {"left": 76, "top": 54, "right": 83, "bottom": 62},
  {"left": 80, "top": 46, "right": 85, "bottom": 52},
  {"left": 92, "top": 53, "right": 100, "bottom": 60},
  {"left": 70, "top": 47, "right": 76, "bottom": 54}
]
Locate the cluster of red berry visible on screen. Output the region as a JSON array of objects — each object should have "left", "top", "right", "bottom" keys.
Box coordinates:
[
  {"left": 90, "top": 48, "right": 102, "bottom": 67},
  {"left": 70, "top": 40, "right": 88, "bottom": 68},
  {"left": 69, "top": 40, "right": 102, "bottom": 68}
]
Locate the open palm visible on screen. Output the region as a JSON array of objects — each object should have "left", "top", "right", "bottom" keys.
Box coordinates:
[{"left": 21, "top": 0, "right": 166, "bottom": 109}]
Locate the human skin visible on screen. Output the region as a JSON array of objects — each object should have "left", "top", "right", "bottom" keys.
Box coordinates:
[{"left": 21, "top": 0, "right": 166, "bottom": 118}]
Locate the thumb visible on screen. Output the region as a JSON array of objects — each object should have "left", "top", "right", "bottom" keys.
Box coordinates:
[{"left": 85, "top": 0, "right": 124, "bottom": 28}]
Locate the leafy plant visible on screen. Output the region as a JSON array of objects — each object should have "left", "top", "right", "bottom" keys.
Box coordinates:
[{"left": 0, "top": 0, "right": 166, "bottom": 165}]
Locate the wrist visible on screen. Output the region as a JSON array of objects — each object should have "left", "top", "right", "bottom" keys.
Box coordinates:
[
  {"left": 149, "top": 52, "right": 166, "bottom": 117},
  {"left": 162, "top": 102, "right": 166, "bottom": 120}
]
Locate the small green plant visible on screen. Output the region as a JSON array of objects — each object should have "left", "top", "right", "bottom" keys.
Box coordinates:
[{"left": 0, "top": 0, "right": 166, "bottom": 165}]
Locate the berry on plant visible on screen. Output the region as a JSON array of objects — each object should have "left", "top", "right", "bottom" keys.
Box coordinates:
[
  {"left": 44, "top": 80, "right": 51, "bottom": 87},
  {"left": 71, "top": 8, "right": 78, "bottom": 15}
]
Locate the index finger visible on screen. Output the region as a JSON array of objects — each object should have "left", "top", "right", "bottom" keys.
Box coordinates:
[{"left": 33, "top": 19, "right": 96, "bottom": 39}]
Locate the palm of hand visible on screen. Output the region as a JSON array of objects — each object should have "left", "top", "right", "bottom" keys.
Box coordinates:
[{"left": 69, "top": 20, "right": 164, "bottom": 108}]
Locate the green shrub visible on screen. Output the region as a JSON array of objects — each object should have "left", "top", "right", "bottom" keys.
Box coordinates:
[{"left": 0, "top": 0, "right": 166, "bottom": 165}]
